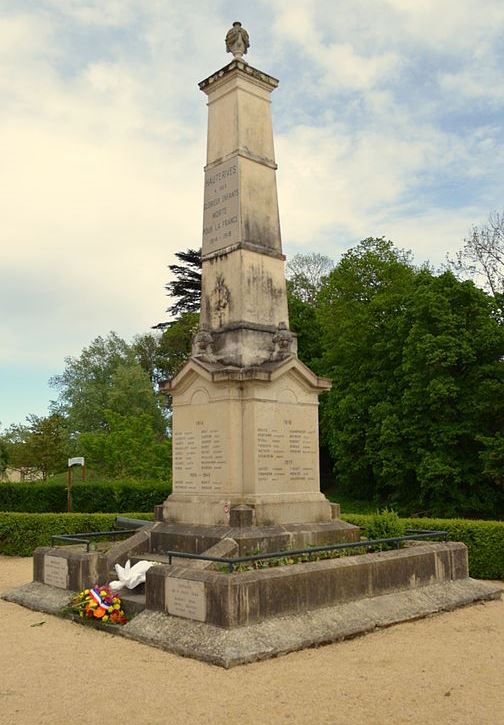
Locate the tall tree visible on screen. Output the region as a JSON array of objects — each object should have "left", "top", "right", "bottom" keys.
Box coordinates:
[
  {"left": 318, "top": 238, "right": 504, "bottom": 517},
  {"left": 0, "top": 414, "right": 69, "bottom": 479},
  {"left": 107, "top": 362, "right": 166, "bottom": 436},
  {"left": 79, "top": 411, "right": 171, "bottom": 480},
  {"left": 50, "top": 332, "right": 166, "bottom": 434},
  {"left": 287, "top": 283, "right": 324, "bottom": 370},
  {"left": 286, "top": 252, "right": 334, "bottom": 370},
  {"left": 286, "top": 252, "right": 334, "bottom": 304},
  {"left": 397, "top": 271, "right": 504, "bottom": 515},
  {"left": 133, "top": 332, "right": 162, "bottom": 384},
  {"left": 449, "top": 210, "right": 504, "bottom": 300},
  {"left": 155, "top": 248, "right": 202, "bottom": 328},
  {"left": 318, "top": 238, "right": 417, "bottom": 502},
  {"left": 0, "top": 437, "right": 9, "bottom": 474},
  {"left": 156, "top": 311, "right": 199, "bottom": 380}
]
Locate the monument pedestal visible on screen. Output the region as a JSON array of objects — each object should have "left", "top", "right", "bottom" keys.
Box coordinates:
[
  {"left": 157, "top": 55, "right": 359, "bottom": 541},
  {"left": 161, "top": 356, "right": 348, "bottom": 529}
]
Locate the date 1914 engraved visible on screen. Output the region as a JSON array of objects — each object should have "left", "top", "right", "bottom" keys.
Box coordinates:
[{"left": 173, "top": 427, "right": 225, "bottom": 493}]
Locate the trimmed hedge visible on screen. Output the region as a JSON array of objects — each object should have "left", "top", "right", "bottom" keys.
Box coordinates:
[
  {"left": 1, "top": 509, "right": 502, "bottom": 580},
  {"left": 0, "top": 512, "right": 154, "bottom": 556},
  {"left": 342, "top": 513, "right": 504, "bottom": 580},
  {"left": 0, "top": 481, "right": 170, "bottom": 513}
]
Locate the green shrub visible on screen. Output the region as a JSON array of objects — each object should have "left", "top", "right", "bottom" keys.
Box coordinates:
[
  {"left": 0, "top": 512, "right": 154, "bottom": 556},
  {"left": 0, "top": 480, "right": 170, "bottom": 513},
  {"left": 343, "top": 513, "right": 504, "bottom": 580},
  {"left": 364, "top": 508, "right": 405, "bottom": 549}
]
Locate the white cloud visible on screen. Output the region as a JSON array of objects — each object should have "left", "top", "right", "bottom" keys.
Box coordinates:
[
  {"left": 271, "top": 1, "right": 401, "bottom": 92},
  {"left": 0, "top": 0, "right": 503, "bottom": 401},
  {"left": 276, "top": 118, "right": 480, "bottom": 261},
  {"left": 0, "top": 8, "right": 208, "bottom": 367},
  {"left": 46, "top": 0, "right": 137, "bottom": 27}
]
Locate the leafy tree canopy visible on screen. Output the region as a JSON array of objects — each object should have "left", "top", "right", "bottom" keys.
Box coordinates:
[
  {"left": 0, "top": 437, "right": 9, "bottom": 474},
  {"left": 79, "top": 411, "right": 171, "bottom": 480},
  {"left": 286, "top": 252, "right": 334, "bottom": 304},
  {"left": 317, "top": 238, "right": 504, "bottom": 518},
  {"left": 50, "top": 332, "right": 166, "bottom": 435},
  {"left": 157, "top": 311, "right": 199, "bottom": 380},
  {"left": 0, "top": 414, "right": 69, "bottom": 479}
]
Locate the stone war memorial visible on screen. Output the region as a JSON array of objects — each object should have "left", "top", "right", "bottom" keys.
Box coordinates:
[{"left": 4, "top": 22, "right": 501, "bottom": 668}]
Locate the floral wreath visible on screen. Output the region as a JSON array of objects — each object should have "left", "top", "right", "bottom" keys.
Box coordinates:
[{"left": 72, "top": 585, "right": 128, "bottom": 625}]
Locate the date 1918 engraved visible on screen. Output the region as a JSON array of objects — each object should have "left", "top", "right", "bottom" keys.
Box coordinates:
[{"left": 257, "top": 427, "right": 316, "bottom": 487}]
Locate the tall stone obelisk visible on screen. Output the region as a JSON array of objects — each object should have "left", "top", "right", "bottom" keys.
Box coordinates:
[{"left": 161, "top": 25, "right": 346, "bottom": 536}]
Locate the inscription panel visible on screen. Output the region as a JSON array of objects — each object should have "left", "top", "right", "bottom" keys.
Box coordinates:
[
  {"left": 44, "top": 555, "right": 68, "bottom": 589},
  {"left": 202, "top": 157, "right": 240, "bottom": 255},
  {"left": 166, "top": 578, "right": 206, "bottom": 622},
  {"left": 173, "top": 423, "right": 225, "bottom": 494},
  {"left": 257, "top": 421, "right": 317, "bottom": 489}
]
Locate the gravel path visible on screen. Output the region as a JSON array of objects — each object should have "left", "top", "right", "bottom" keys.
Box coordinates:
[{"left": 1, "top": 556, "right": 503, "bottom": 725}]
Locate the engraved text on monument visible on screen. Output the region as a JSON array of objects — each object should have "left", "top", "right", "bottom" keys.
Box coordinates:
[{"left": 203, "top": 158, "right": 240, "bottom": 254}]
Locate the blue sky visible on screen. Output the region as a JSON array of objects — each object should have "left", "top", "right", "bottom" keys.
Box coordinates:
[{"left": 1, "top": 0, "right": 503, "bottom": 428}]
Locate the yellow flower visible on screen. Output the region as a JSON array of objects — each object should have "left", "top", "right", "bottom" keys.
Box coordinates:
[
  {"left": 102, "top": 615, "right": 109, "bottom": 622},
  {"left": 100, "top": 590, "right": 107, "bottom": 597},
  {"left": 113, "top": 603, "right": 120, "bottom": 610}
]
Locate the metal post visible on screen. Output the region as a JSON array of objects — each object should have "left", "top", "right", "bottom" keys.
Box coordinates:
[{"left": 67, "top": 467, "right": 73, "bottom": 513}]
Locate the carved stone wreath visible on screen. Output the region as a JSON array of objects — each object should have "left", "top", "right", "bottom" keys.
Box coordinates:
[{"left": 211, "top": 273, "right": 231, "bottom": 326}]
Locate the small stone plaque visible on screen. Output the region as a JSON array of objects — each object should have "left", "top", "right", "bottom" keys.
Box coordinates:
[
  {"left": 166, "top": 578, "right": 206, "bottom": 622},
  {"left": 44, "top": 555, "right": 68, "bottom": 589}
]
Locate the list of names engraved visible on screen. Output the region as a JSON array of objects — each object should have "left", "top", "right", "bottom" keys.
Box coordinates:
[
  {"left": 173, "top": 425, "right": 225, "bottom": 493},
  {"left": 166, "top": 578, "right": 206, "bottom": 622},
  {"left": 202, "top": 157, "right": 240, "bottom": 254},
  {"left": 257, "top": 424, "right": 316, "bottom": 488}
]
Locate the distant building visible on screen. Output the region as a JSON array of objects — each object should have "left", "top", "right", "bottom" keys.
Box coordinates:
[{"left": 0, "top": 466, "right": 44, "bottom": 483}]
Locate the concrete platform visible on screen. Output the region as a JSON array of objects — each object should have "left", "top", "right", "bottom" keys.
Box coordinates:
[
  {"left": 120, "top": 578, "right": 501, "bottom": 667},
  {"left": 3, "top": 578, "right": 501, "bottom": 668}
]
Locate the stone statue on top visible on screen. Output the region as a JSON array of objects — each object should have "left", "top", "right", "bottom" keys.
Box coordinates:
[{"left": 225, "top": 21, "right": 250, "bottom": 61}]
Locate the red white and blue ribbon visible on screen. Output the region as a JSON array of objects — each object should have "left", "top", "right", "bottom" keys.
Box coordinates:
[{"left": 89, "top": 587, "right": 110, "bottom": 609}]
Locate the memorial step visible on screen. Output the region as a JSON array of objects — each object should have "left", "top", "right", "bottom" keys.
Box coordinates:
[
  {"left": 117, "top": 590, "right": 146, "bottom": 616},
  {"left": 130, "top": 552, "right": 173, "bottom": 565}
]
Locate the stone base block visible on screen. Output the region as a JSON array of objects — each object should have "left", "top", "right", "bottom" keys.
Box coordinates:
[
  {"left": 121, "top": 577, "right": 501, "bottom": 667},
  {"left": 144, "top": 542, "right": 470, "bottom": 627},
  {"left": 149, "top": 518, "right": 360, "bottom": 557},
  {"left": 32, "top": 524, "right": 154, "bottom": 593},
  {"left": 33, "top": 547, "right": 101, "bottom": 592},
  {"left": 163, "top": 492, "right": 336, "bottom": 527}
]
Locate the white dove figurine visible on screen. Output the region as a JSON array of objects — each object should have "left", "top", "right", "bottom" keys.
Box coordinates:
[{"left": 109, "top": 559, "right": 155, "bottom": 591}]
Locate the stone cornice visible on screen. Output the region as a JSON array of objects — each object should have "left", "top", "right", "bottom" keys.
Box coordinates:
[{"left": 199, "top": 61, "right": 279, "bottom": 94}]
